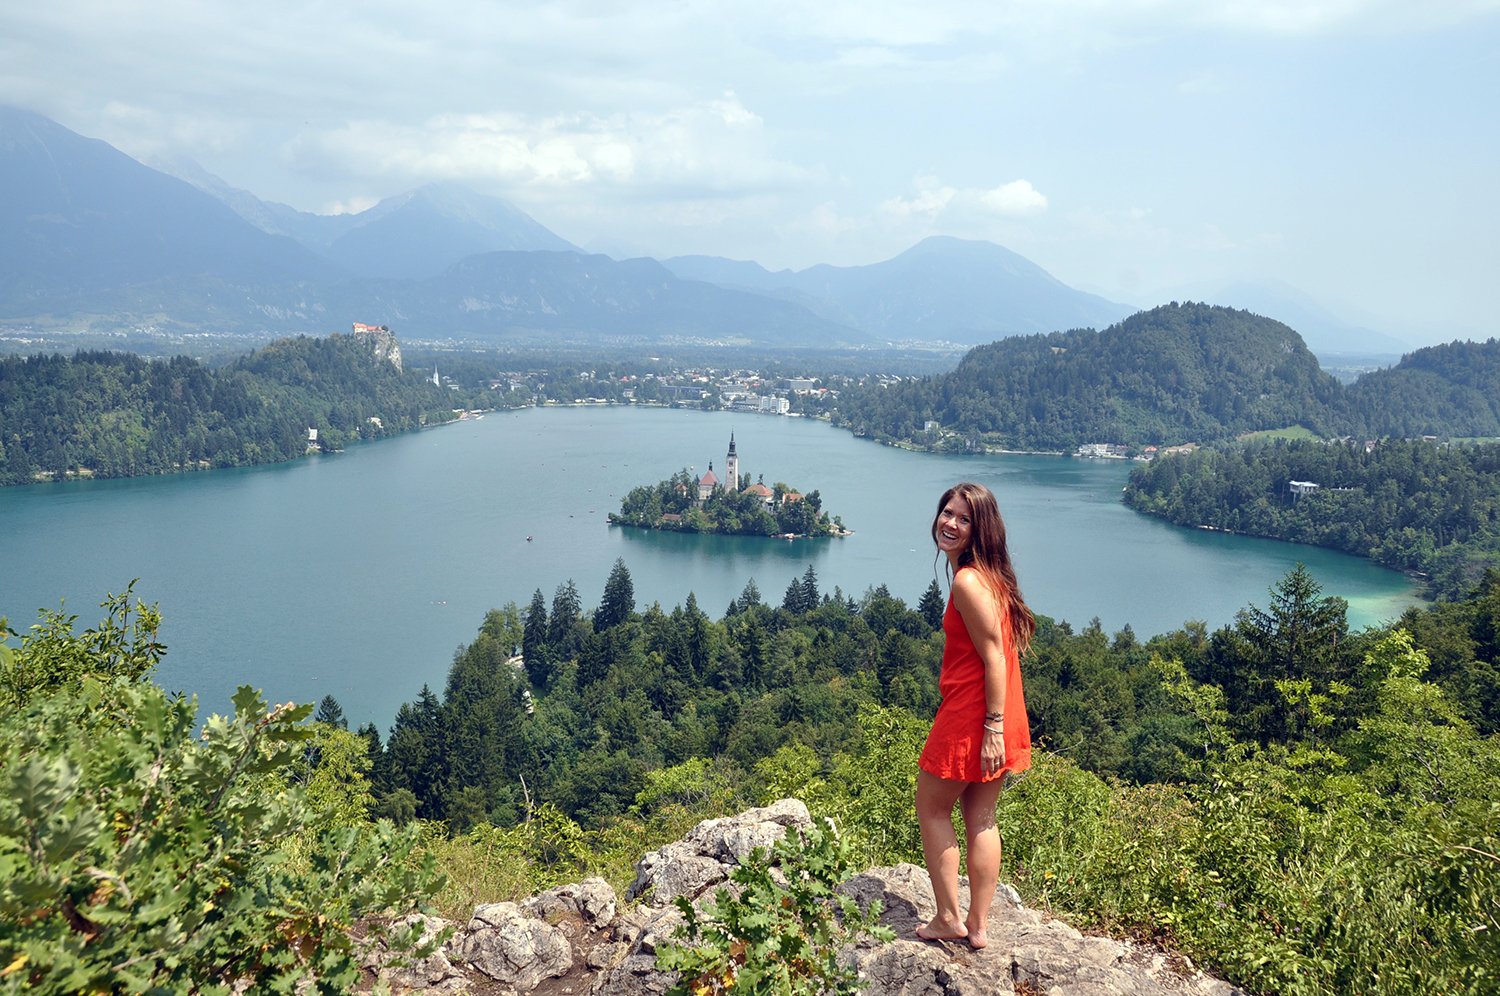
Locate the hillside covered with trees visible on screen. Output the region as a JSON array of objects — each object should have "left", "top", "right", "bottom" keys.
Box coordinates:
[
  {"left": 0, "top": 332, "right": 461, "bottom": 486},
  {"left": 1342, "top": 338, "right": 1500, "bottom": 438},
  {"left": 828, "top": 303, "right": 1500, "bottom": 451},
  {"left": 830, "top": 302, "right": 1344, "bottom": 451},
  {"left": 1123, "top": 438, "right": 1500, "bottom": 600}
]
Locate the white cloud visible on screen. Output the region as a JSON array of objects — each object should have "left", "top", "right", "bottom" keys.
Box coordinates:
[
  {"left": 879, "top": 176, "right": 957, "bottom": 221},
  {"left": 980, "top": 180, "right": 1048, "bottom": 216},
  {"left": 288, "top": 92, "right": 805, "bottom": 200},
  {"left": 881, "top": 176, "right": 1047, "bottom": 223}
]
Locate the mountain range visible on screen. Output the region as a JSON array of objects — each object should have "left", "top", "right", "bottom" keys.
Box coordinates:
[{"left": 0, "top": 106, "right": 1405, "bottom": 355}]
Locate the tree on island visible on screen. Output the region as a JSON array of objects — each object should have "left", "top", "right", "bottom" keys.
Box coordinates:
[{"left": 611, "top": 469, "right": 842, "bottom": 537}]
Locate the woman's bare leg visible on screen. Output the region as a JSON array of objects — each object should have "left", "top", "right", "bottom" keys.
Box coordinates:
[
  {"left": 958, "top": 778, "right": 1006, "bottom": 949},
  {"left": 915, "top": 769, "right": 969, "bottom": 939}
]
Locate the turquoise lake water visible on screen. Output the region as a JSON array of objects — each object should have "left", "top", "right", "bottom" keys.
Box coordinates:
[{"left": 0, "top": 406, "right": 1421, "bottom": 727}]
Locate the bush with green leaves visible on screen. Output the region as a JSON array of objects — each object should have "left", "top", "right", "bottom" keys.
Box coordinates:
[
  {"left": 656, "top": 818, "right": 894, "bottom": 996},
  {"left": 990, "top": 641, "right": 1500, "bottom": 996},
  {"left": 0, "top": 589, "right": 444, "bottom": 994}
]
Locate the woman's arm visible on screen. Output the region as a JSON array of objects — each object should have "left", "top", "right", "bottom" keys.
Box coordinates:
[{"left": 952, "top": 569, "right": 1009, "bottom": 773}]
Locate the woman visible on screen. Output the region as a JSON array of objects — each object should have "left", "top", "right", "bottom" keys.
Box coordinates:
[{"left": 914, "top": 482, "right": 1035, "bottom": 949}]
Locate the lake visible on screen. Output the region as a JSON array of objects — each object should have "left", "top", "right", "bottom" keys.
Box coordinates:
[{"left": 0, "top": 406, "right": 1421, "bottom": 728}]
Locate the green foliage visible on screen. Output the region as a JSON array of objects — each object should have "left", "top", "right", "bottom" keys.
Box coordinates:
[
  {"left": 610, "top": 469, "right": 840, "bottom": 537},
  {"left": 1343, "top": 338, "right": 1500, "bottom": 439},
  {"left": 831, "top": 302, "right": 1343, "bottom": 451},
  {"left": 1125, "top": 437, "right": 1500, "bottom": 599},
  {"left": 0, "top": 582, "right": 164, "bottom": 709},
  {"left": 0, "top": 334, "right": 459, "bottom": 487},
  {"left": 0, "top": 594, "right": 443, "bottom": 994},
  {"left": 656, "top": 819, "right": 894, "bottom": 996},
  {"left": 992, "top": 645, "right": 1500, "bottom": 996}
]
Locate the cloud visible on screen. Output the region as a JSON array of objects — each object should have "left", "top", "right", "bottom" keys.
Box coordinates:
[
  {"left": 981, "top": 180, "right": 1048, "bottom": 216},
  {"left": 881, "top": 176, "right": 1048, "bottom": 223},
  {"left": 879, "top": 176, "right": 957, "bottom": 221},
  {"left": 286, "top": 91, "right": 808, "bottom": 201}
]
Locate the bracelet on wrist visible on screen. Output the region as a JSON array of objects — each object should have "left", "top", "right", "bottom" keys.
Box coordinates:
[
  {"left": 985, "top": 711, "right": 1003, "bottom": 720},
  {"left": 984, "top": 724, "right": 1004, "bottom": 734}
]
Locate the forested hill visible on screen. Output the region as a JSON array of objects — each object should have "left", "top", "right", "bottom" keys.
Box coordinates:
[
  {"left": 831, "top": 302, "right": 1344, "bottom": 451},
  {"left": 1342, "top": 337, "right": 1500, "bottom": 438},
  {"left": 0, "top": 332, "right": 460, "bottom": 486}
]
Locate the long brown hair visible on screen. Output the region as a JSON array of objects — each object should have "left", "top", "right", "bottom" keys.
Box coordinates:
[{"left": 931, "top": 481, "right": 1036, "bottom": 656}]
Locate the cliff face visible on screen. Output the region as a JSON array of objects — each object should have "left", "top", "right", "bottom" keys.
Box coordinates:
[
  {"left": 361, "top": 800, "right": 1246, "bottom": 996},
  {"left": 359, "top": 328, "right": 404, "bottom": 372}
]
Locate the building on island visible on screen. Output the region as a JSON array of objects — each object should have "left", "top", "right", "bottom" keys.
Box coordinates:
[
  {"left": 696, "top": 464, "right": 719, "bottom": 501},
  {"left": 696, "top": 433, "right": 745, "bottom": 503}
]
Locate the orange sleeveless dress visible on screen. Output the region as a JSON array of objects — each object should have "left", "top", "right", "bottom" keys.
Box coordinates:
[{"left": 918, "top": 568, "right": 1031, "bottom": 783}]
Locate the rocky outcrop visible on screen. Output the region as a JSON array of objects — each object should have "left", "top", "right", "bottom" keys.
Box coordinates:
[{"left": 362, "top": 801, "right": 1246, "bottom": 996}]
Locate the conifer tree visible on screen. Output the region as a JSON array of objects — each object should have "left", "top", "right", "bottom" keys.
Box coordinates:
[
  {"left": 801, "top": 564, "right": 821, "bottom": 608},
  {"left": 595, "top": 558, "right": 636, "bottom": 630},
  {"left": 314, "top": 693, "right": 347, "bottom": 729},
  {"left": 782, "top": 575, "right": 806, "bottom": 614},
  {"left": 523, "top": 588, "right": 550, "bottom": 687},
  {"left": 549, "top": 579, "right": 584, "bottom": 658},
  {"left": 918, "top": 579, "right": 945, "bottom": 632}
]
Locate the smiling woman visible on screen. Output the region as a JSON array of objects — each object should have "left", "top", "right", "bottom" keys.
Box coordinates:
[{"left": 914, "top": 480, "right": 1036, "bottom": 950}]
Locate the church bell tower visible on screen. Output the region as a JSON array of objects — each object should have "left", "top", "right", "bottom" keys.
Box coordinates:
[{"left": 725, "top": 432, "right": 739, "bottom": 493}]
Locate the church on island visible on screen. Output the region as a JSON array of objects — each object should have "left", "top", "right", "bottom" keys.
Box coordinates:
[
  {"left": 693, "top": 433, "right": 797, "bottom": 507},
  {"left": 610, "top": 433, "right": 841, "bottom": 538}
]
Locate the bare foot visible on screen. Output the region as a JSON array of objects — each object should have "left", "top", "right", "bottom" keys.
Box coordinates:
[
  {"left": 964, "top": 924, "right": 989, "bottom": 950},
  {"left": 915, "top": 918, "right": 970, "bottom": 943}
]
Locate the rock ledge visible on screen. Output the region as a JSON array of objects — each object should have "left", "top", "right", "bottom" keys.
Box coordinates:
[{"left": 362, "top": 801, "right": 1245, "bottom": 996}]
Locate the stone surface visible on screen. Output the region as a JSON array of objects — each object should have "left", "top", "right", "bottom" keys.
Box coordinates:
[
  {"left": 452, "top": 902, "right": 573, "bottom": 990},
  {"left": 523, "top": 877, "right": 619, "bottom": 930},
  {"left": 626, "top": 798, "right": 812, "bottom": 904},
  {"left": 360, "top": 802, "right": 1247, "bottom": 996}
]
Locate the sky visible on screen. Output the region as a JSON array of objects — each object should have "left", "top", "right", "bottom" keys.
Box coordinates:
[{"left": 3, "top": 1, "right": 1496, "bottom": 345}]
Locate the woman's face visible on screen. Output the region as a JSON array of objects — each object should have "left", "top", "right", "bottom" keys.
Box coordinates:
[{"left": 936, "top": 494, "right": 973, "bottom": 559}]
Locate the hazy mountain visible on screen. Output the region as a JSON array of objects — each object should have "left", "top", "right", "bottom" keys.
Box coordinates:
[
  {"left": 0, "top": 110, "right": 858, "bottom": 343},
  {"left": 149, "top": 154, "right": 321, "bottom": 242},
  {"left": 1198, "top": 279, "right": 1412, "bottom": 358},
  {"left": 0, "top": 106, "right": 340, "bottom": 324},
  {"left": 664, "top": 237, "right": 1137, "bottom": 344},
  {"left": 323, "top": 251, "right": 870, "bottom": 346},
  {"left": 316, "top": 184, "right": 579, "bottom": 279},
  {"left": 161, "top": 162, "right": 581, "bottom": 279}
]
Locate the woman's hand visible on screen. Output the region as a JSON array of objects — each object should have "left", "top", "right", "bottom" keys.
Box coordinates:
[{"left": 981, "top": 726, "right": 1006, "bottom": 775}]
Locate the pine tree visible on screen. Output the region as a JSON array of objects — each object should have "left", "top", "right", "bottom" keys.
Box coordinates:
[
  {"left": 549, "top": 579, "right": 584, "bottom": 659},
  {"left": 314, "top": 694, "right": 347, "bottom": 729},
  {"left": 782, "top": 575, "right": 806, "bottom": 614},
  {"left": 801, "top": 564, "right": 821, "bottom": 608},
  {"left": 918, "top": 579, "right": 945, "bottom": 632},
  {"left": 1233, "top": 564, "right": 1353, "bottom": 743},
  {"left": 595, "top": 558, "right": 636, "bottom": 630},
  {"left": 523, "top": 588, "right": 550, "bottom": 687}
]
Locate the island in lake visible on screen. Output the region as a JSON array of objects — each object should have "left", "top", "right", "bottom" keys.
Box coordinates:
[{"left": 609, "top": 433, "right": 849, "bottom": 538}]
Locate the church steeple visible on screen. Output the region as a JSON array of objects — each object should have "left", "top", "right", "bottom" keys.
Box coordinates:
[{"left": 725, "top": 432, "right": 740, "bottom": 493}]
